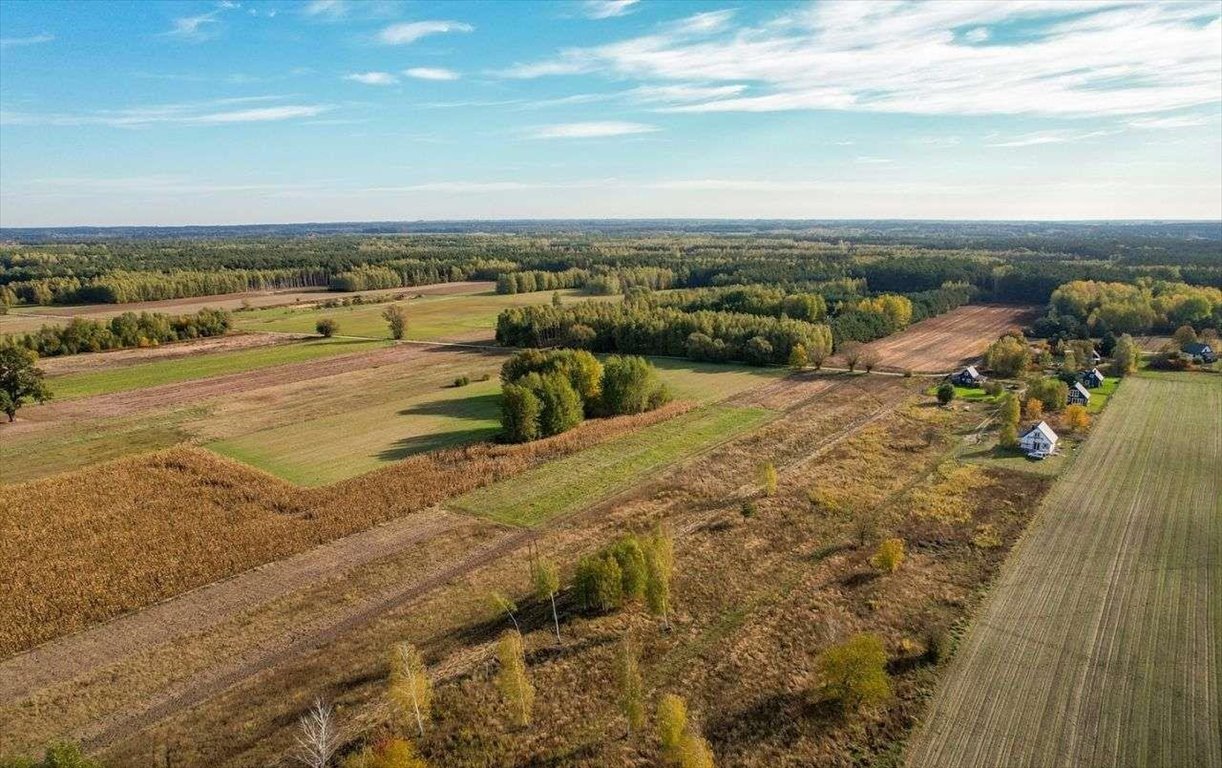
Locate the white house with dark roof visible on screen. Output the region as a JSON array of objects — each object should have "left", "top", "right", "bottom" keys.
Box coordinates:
[
  {"left": 1068, "top": 382, "right": 1091, "bottom": 406},
  {"left": 1018, "top": 421, "right": 1059, "bottom": 457}
]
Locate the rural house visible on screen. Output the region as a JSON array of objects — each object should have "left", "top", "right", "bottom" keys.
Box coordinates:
[
  {"left": 1080, "top": 368, "right": 1105, "bottom": 388},
  {"left": 1068, "top": 382, "right": 1091, "bottom": 406},
  {"left": 1183, "top": 342, "right": 1217, "bottom": 363},
  {"left": 1018, "top": 421, "right": 1059, "bottom": 457},
  {"left": 1090, "top": 349, "right": 1102, "bottom": 363},
  {"left": 951, "top": 365, "right": 984, "bottom": 386}
]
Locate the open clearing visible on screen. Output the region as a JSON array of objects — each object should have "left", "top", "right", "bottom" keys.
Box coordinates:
[
  {"left": 232, "top": 287, "right": 618, "bottom": 343},
  {"left": 845, "top": 304, "right": 1040, "bottom": 373},
  {"left": 0, "top": 281, "right": 491, "bottom": 335},
  {"left": 452, "top": 404, "right": 775, "bottom": 526},
  {"left": 907, "top": 372, "right": 1220, "bottom": 768}
]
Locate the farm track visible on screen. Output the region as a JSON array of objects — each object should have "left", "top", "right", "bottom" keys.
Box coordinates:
[
  {"left": 849, "top": 304, "right": 1039, "bottom": 374},
  {"left": 906, "top": 374, "right": 1221, "bottom": 768}
]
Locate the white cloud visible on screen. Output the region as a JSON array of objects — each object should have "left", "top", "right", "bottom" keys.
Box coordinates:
[
  {"left": 377, "top": 20, "right": 473, "bottom": 45},
  {"left": 404, "top": 67, "right": 459, "bottom": 81},
  {"left": 627, "top": 84, "right": 747, "bottom": 103},
  {"left": 528, "top": 121, "right": 659, "bottom": 139},
  {"left": 303, "top": 0, "right": 347, "bottom": 18},
  {"left": 669, "top": 10, "right": 736, "bottom": 35},
  {"left": 1127, "top": 115, "right": 1210, "bottom": 129},
  {"left": 855, "top": 156, "right": 893, "bottom": 164},
  {"left": 986, "top": 129, "right": 1114, "bottom": 148},
  {"left": 0, "top": 34, "right": 55, "bottom": 48},
  {"left": 345, "top": 71, "right": 398, "bottom": 85},
  {"left": 583, "top": 0, "right": 639, "bottom": 20},
  {"left": 502, "top": 1, "right": 1222, "bottom": 118},
  {"left": 1, "top": 98, "right": 331, "bottom": 128},
  {"left": 964, "top": 27, "right": 990, "bottom": 43}
]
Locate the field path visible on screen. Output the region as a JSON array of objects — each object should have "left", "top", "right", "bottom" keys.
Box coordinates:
[{"left": 907, "top": 374, "right": 1221, "bottom": 768}]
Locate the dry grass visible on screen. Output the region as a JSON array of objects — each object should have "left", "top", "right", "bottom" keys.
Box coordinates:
[
  {"left": 96, "top": 377, "right": 1051, "bottom": 768},
  {"left": 0, "top": 402, "right": 690, "bottom": 657}
]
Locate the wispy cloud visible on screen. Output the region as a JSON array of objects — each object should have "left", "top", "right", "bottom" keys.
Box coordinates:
[
  {"left": 404, "top": 67, "right": 459, "bottom": 81},
  {"left": 345, "top": 71, "right": 397, "bottom": 85},
  {"left": 528, "top": 121, "right": 659, "bottom": 139},
  {"left": 163, "top": 1, "right": 241, "bottom": 41},
  {"left": 1127, "top": 115, "right": 1210, "bottom": 130},
  {"left": 377, "top": 20, "right": 473, "bottom": 45},
  {"left": 303, "top": 0, "right": 348, "bottom": 19},
  {"left": 501, "top": 1, "right": 1222, "bottom": 118},
  {"left": 583, "top": 0, "right": 639, "bottom": 20},
  {"left": 1, "top": 98, "right": 331, "bottom": 128},
  {"left": 0, "top": 33, "right": 55, "bottom": 49},
  {"left": 986, "top": 130, "right": 1115, "bottom": 148}
]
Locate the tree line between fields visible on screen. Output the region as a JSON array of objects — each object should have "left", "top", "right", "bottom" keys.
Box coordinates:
[{"left": 4, "top": 229, "right": 1219, "bottom": 308}]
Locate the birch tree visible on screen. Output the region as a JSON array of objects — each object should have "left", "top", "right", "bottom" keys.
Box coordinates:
[
  {"left": 295, "top": 698, "right": 340, "bottom": 768},
  {"left": 615, "top": 634, "right": 645, "bottom": 737},
  {"left": 389, "top": 642, "right": 433, "bottom": 738},
  {"left": 497, "top": 630, "right": 534, "bottom": 728},
  {"left": 531, "top": 557, "right": 562, "bottom": 644},
  {"left": 489, "top": 591, "right": 521, "bottom": 632},
  {"left": 644, "top": 525, "right": 675, "bottom": 629},
  {"left": 657, "top": 693, "right": 687, "bottom": 763}
]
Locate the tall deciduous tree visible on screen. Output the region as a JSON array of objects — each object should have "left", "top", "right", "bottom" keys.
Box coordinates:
[
  {"left": 657, "top": 693, "right": 688, "bottom": 762},
  {"left": 382, "top": 304, "right": 409, "bottom": 340},
  {"left": 0, "top": 346, "right": 50, "bottom": 422},
  {"left": 497, "top": 630, "right": 534, "bottom": 728},
  {"left": 787, "top": 343, "right": 809, "bottom": 370},
  {"left": 389, "top": 642, "right": 432, "bottom": 738},
  {"left": 644, "top": 525, "right": 675, "bottom": 629},
  {"left": 1112, "top": 333, "right": 1140, "bottom": 376},
  {"left": 295, "top": 698, "right": 340, "bottom": 768},
  {"left": 531, "top": 557, "right": 562, "bottom": 644}
]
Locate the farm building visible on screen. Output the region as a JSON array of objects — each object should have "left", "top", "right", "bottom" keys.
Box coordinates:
[
  {"left": 1068, "top": 382, "right": 1091, "bottom": 406},
  {"left": 951, "top": 366, "right": 984, "bottom": 386},
  {"left": 1182, "top": 342, "right": 1216, "bottom": 363},
  {"left": 1090, "top": 349, "right": 1102, "bottom": 363},
  {"left": 1018, "top": 421, "right": 1059, "bottom": 457},
  {"left": 1081, "top": 368, "right": 1105, "bottom": 388}
]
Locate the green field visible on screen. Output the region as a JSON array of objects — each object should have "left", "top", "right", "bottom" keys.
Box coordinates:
[
  {"left": 650, "top": 357, "right": 784, "bottom": 401},
  {"left": 908, "top": 372, "right": 1221, "bottom": 768},
  {"left": 1085, "top": 376, "right": 1120, "bottom": 413},
  {"left": 208, "top": 378, "right": 502, "bottom": 486},
  {"left": 232, "top": 289, "right": 612, "bottom": 341},
  {"left": 46, "top": 338, "right": 386, "bottom": 399},
  {"left": 450, "top": 404, "right": 775, "bottom": 527}
]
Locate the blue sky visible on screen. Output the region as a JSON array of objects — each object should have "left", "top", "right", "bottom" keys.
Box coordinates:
[{"left": 1, "top": 0, "right": 1219, "bottom": 226}]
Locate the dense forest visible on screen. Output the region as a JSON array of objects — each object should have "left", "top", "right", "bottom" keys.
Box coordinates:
[{"left": 2, "top": 221, "right": 1218, "bottom": 308}]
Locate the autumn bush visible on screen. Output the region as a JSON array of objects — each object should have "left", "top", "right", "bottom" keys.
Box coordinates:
[{"left": 813, "top": 633, "right": 892, "bottom": 712}]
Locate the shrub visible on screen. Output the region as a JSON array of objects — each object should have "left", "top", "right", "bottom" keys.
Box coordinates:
[
  {"left": 500, "top": 384, "right": 542, "bottom": 443},
  {"left": 998, "top": 423, "right": 1019, "bottom": 449},
  {"left": 983, "top": 380, "right": 1004, "bottom": 397},
  {"left": 600, "top": 355, "right": 667, "bottom": 416},
  {"left": 609, "top": 535, "right": 648, "bottom": 601},
  {"left": 341, "top": 738, "right": 429, "bottom": 768},
  {"left": 760, "top": 461, "right": 778, "bottom": 496},
  {"left": 936, "top": 382, "right": 956, "bottom": 405},
  {"left": 985, "top": 334, "right": 1030, "bottom": 376},
  {"left": 1027, "top": 377, "right": 1068, "bottom": 411},
  {"left": 657, "top": 694, "right": 688, "bottom": 762},
  {"left": 574, "top": 553, "right": 624, "bottom": 613},
  {"left": 788, "top": 343, "right": 809, "bottom": 370},
  {"left": 740, "top": 499, "right": 757, "bottom": 518},
  {"left": 1023, "top": 398, "right": 1044, "bottom": 419},
  {"left": 1064, "top": 404, "right": 1090, "bottom": 432},
  {"left": 382, "top": 304, "right": 409, "bottom": 340},
  {"left": 532, "top": 372, "right": 583, "bottom": 437},
  {"left": 316, "top": 318, "right": 339, "bottom": 337},
  {"left": 744, "top": 335, "right": 774, "bottom": 366},
  {"left": 870, "top": 538, "right": 905, "bottom": 573},
  {"left": 452, "top": 376, "right": 470, "bottom": 388},
  {"left": 813, "top": 633, "right": 892, "bottom": 712}
]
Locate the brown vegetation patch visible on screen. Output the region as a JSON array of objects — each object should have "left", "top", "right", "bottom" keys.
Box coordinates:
[{"left": 0, "top": 402, "right": 690, "bottom": 657}]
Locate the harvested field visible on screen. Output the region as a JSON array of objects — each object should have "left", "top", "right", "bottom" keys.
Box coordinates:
[
  {"left": 70, "top": 375, "right": 1052, "bottom": 768},
  {"left": 45, "top": 336, "right": 382, "bottom": 399},
  {"left": 0, "top": 403, "right": 689, "bottom": 656},
  {"left": 841, "top": 304, "right": 1040, "bottom": 373},
  {"left": 907, "top": 373, "right": 1221, "bottom": 768}
]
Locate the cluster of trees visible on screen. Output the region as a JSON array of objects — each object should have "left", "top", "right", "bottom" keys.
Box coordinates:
[
  {"left": 499, "top": 349, "right": 671, "bottom": 443},
  {"left": 574, "top": 528, "right": 674, "bottom": 626},
  {"left": 3, "top": 308, "right": 231, "bottom": 358},
  {"left": 641, "top": 284, "right": 828, "bottom": 321},
  {"left": 3, "top": 268, "right": 330, "bottom": 306},
  {"left": 496, "top": 266, "right": 677, "bottom": 295},
  {"left": 985, "top": 334, "right": 1032, "bottom": 377},
  {"left": 1038, "top": 280, "right": 1222, "bottom": 337},
  {"left": 496, "top": 302, "right": 833, "bottom": 368},
  {"left": 327, "top": 258, "right": 510, "bottom": 292}
]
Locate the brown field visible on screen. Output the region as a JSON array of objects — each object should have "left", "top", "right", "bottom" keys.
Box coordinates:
[
  {"left": 841, "top": 304, "right": 1040, "bottom": 373},
  {"left": 906, "top": 373, "right": 1220, "bottom": 768},
  {"left": 0, "top": 372, "right": 1053, "bottom": 768},
  {"left": 0, "top": 281, "right": 491, "bottom": 334},
  {"left": 0, "top": 403, "right": 690, "bottom": 656}
]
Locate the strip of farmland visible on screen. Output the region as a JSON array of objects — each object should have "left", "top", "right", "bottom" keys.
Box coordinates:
[{"left": 907, "top": 373, "right": 1220, "bottom": 768}]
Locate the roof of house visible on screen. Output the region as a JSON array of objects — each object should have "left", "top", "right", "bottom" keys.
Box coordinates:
[
  {"left": 1083, "top": 367, "right": 1104, "bottom": 379},
  {"left": 1184, "top": 342, "right": 1214, "bottom": 355},
  {"left": 1021, "top": 421, "right": 1059, "bottom": 444},
  {"left": 1071, "top": 382, "right": 1091, "bottom": 398},
  {"left": 959, "top": 365, "right": 980, "bottom": 378}
]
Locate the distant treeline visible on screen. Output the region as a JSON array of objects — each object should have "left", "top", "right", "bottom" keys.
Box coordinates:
[
  {"left": 496, "top": 302, "right": 833, "bottom": 367},
  {"left": 3, "top": 308, "right": 231, "bottom": 357},
  {"left": 3, "top": 230, "right": 1218, "bottom": 308}
]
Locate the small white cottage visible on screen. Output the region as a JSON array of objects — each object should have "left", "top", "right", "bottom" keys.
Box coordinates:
[
  {"left": 1068, "top": 382, "right": 1091, "bottom": 406},
  {"left": 1018, "top": 421, "right": 1059, "bottom": 457}
]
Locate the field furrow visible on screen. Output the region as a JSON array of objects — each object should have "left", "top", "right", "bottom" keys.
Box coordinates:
[{"left": 906, "top": 373, "right": 1221, "bottom": 768}]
